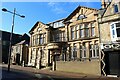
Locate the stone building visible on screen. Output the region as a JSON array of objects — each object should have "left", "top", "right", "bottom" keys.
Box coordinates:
[
  {"left": 28, "top": 22, "right": 49, "bottom": 69},
  {"left": 28, "top": 6, "right": 101, "bottom": 75},
  {"left": 1, "top": 30, "right": 22, "bottom": 64},
  {"left": 28, "top": 0, "right": 120, "bottom": 76},
  {"left": 56, "top": 6, "right": 101, "bottom": 75},
  {"left": 98, "top": 0, "right": 120, "bottom": 77},
  {"left": 11, "top": 33, "right": 30, "bottom": 65},
  {"left": 28, "top": 19, "right": 66, "bottom": 69}
]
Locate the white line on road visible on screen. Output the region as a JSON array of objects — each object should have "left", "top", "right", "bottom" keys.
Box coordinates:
[{"left": 35, "top": 74, "right": 54, "bottom": 80}]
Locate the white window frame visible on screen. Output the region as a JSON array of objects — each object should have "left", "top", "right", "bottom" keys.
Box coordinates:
[
  {"left": 110, "top": 21, "right": 120, "bottom": 41},
  {"left": 90, "top": 44, "right": 99, "bottom": 58},
  {"left": 91, "top": 23, "right": 95, "bottom": 37}
]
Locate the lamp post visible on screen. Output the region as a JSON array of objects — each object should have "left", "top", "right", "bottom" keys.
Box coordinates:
[{"left": 2, "top": 8, "right": 25, "bottom": 72}]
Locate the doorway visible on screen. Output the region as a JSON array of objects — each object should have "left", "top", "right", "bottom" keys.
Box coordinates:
[
  {"left": 16, "top": 53, "right": 20, "bottom": 65},
  {"left": 104, "top": 51, "right": 120, "bottom": 76}
]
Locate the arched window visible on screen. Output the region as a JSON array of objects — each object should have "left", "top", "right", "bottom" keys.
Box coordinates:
[{"left": 77, "top": 14, "right": 87, "bottom": 20}]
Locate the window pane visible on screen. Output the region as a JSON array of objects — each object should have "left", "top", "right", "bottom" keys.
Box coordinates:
[
  {"left": 79, "top": 24, "right": 82, "bottom": 29},
  {"left": 82, "top": 43, "right": 86, "bottom": 58},
  {"left": 58, "top": 21, "right": 64, "bottom": 27},
  {"left": 112, "top": 29, "right": 115, "bottom": 36},
  {"left": 56, "top": 33, "right": 59, "bottom": 41},
  {"left": 85, "top": 24, "right": 88, "bottom": 28},
  {"left": 95, "top": 44, "right": 99, "bottom": 57},
  {"left": 80, "top": 29, "right": 84, "bottom": 37},
  {"left": 80, "top": 45, "right": 82, "bottom": 58},
  {"left": 114, "top": 4, "right": 118, "bottom": 13},
  {"left": 111, "top": 24, "right": 116, "bottom": 38},
  {"left": 71, "top": 27, "right": 74, "bottom": 40},
  {"left": 116, "top": 23, "right": 120, "bottom": 28},
  {"left": 73, "top": 45, "right": 77, "bottom": 60},
  {"left": 91, "top": 23, "right": 95, "bottom": 27},
  {"left": 39, "top": 34, "right": 43, "bottom": 44},
  {"left": 116, "top": 23, "right": 120, "bottom": 37},
  {"left": 85, "top": 28, "right": 89, "bottom": 37},
  {"left": 91, "top": 27, "right": 95, "bottom": 36},
  {"left": 117, "top": 28, "right": 120, "bottom": 37},
  {"left": 89, "top": 44, "right": 92, "bottom": 58}
]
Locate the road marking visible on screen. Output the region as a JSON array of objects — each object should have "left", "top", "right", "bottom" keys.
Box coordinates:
[{"left": 35, "top": 74, "right": 54, "bottom": 80}]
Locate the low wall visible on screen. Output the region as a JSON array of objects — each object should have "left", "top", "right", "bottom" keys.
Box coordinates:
[{"left": 56, "top": 60, "right": 101, "bottom": 75}]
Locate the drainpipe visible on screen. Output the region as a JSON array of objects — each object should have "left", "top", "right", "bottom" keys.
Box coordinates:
[{"left": 97, "top": 15, "right": 106, "bottom": 76}]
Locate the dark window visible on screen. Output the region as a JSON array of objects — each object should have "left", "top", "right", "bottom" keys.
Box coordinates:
[
  {"left": 73, "top": 45, "right": 77, "bottom": 60},
  {"left": 82, "top": 43, "right": 86, "bottom": 58},
  {"left": 80, "top": 45, "right": 82, "bottom": 58},
  {"left": 114, "top": 4, "right": 119, "bottom": 13},
  {"left": 89, "top": 44, "right": 93, "bottom": 58},
  {"left": 85, "top": 24, "right": 89, "bottom": 37},
  {"left": 39, "top": 34, "right": 43, "bottom": 44},
  {"left": 43, "top": 33, "right": 46, "bottom": 44},
  {"left": 71, "top": 27, "right": 74, "bottom": 40},
  {"left": 116, "top": 23, "right": 120, "bottom": 37}
]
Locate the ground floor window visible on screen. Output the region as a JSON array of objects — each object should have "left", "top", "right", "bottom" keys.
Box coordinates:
[
  {"left": 90, "top": 43, "right": 99, "bottom": 58},
  {"left": 57, "top": 42, "right": 99, "bottom": 61},
  {"left": 82, "top": 43, "right": 86, "bottom": 58}
]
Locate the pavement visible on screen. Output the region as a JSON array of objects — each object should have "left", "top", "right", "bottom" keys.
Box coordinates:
[{"left": 1, "top": 64, "right": 120, "bottom": 80}]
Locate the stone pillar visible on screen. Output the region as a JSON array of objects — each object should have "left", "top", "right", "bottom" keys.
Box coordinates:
[
  {"left": 47, "top": 30, "right": 50, "bottom": 43},
  {"left": 28, "top": 48, "right": 32, "bottom": 66},
  {"left": 77, "top": 43, "right": 80, "bottom": 59},
  {"left": 86, "top": 42, "right": 89, "bottom": 61},
  {"left": 48, "top": 50, "right": 50, "bottom": 66},
  {"left": 52, "top": 55, "right": 56, "bottom": 71}
]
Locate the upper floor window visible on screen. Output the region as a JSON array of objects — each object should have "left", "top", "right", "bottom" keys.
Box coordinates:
[
  {"left": 114, "top": 4, "right": 119, "bottom": 13},
  {"left": 91, "top": 23, "right": 95, "bottom": 37},
  {"left": 76, "top": 25, "right": 79, "bottom": 39},
  {"left": 79, "top": 24, "right": 84, "bottom": 38},
  {"left": 39, "top": 34, "right": 43, "bottom": 44},
  {"left": 111, "top": 24, "right": 116, "bottom": 38},
  {"left": 113, "top": 2, "right": 120, "bottom": 13},
  {"left": 77, "top": 14, "right": 87, "bottom": 20},
  {"left": 70, "top": 22, "right": 96, "bottom": 40},
  {"left": 43, "top": 33, "right": 46, "bottom": 44},
  {"left": 37, "top": 28, "right": 42, "bottom": 31},
  {"left": 71, "top": 27, "right": 75, "bottom": 40},
  {"left": 84, "top": 23, "right": 89, "bottom": 37},
  {"left": 91, "top": 27, "right": 95, "bottom": 36},
  {"left": 62, "top": 31, "right": 66, "bottom": 41},
  {"left": 110, "top": 22, "right": 120, "bottom": 41},
  {"left": 54, "top": 22, "right": 58, "bottom": 28},
  {"left": 116, "top": 23, "right": 120, "bottom": 37},
  {"left": 58, "top": 21, "right": 64, "bottom": 27},
  {"left": 54, "top": 31, "right": 66, "bottom": 42},
  {"left": 53, "top": 21, "right": 64, "bottom": 28}
]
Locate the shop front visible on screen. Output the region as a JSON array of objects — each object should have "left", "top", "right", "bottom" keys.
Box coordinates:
[{"left": 101, "top": 43, "right": 120, "bottom": 77}]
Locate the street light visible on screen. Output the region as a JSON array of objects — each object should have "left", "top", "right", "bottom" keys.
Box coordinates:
[{"left": 2, "top": 8, "right": 25, "bottom": 72}]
